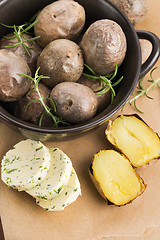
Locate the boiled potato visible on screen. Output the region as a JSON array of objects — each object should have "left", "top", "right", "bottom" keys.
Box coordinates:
[
  {"left": 34, "top": 0, "right": 85, "bottom": 47},
  {"left": 105, "top": 115, "right": 160, "bottom": 167},
  {"left": 13, "top": 83, "right": 52, "bottom": 126},
  {"left": 80, "top": 19, "right": 127, "bottom": 75},
  {"left": 50, "top": 82, "right": 98, "bottom": 123},
  {"left": 37, "top": 39, "right": 84, "bottom": 88},
  {"left": 89, "top": 150, "right": 146, "bottom": 205},
  {"left": 0, "top": 33, "right": 42, "bottom": 75},
  {"left": 0, "top": 50, "right": 31, "bottom": 102}
]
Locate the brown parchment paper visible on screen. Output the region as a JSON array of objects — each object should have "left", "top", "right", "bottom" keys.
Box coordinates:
[{"left": 0, "top": 0, "right": 160, "bottom": 239}]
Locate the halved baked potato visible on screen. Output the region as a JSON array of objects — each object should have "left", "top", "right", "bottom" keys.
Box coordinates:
[
  {"left": 89, "top": 150, "right": 146, "bottom": 206},
  {"left": 105, "top": 115, "right": 160, "bottom": 167}
]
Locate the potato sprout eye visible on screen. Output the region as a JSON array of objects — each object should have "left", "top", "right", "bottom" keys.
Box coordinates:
[
  {"left": 68, "top": 100, "right": 73, "bottom": 106},
  {"left": 64, "top": 106, "right": 69, "bottom": 111}
]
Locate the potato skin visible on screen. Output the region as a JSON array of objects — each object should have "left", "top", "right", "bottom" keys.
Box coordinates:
[
  {"left": 0, "top": 50, "right": 31, "bottom": 102},
  {"left": 50, "top": 82, "right": 98, "bottom": 123},
  {"left": 0, "top": 33, "right": 42, "bottom": 75},
  {"left": 13, "top": 83, "right": 52, "bottom": 126},
  {"left": 80, "top": 19, "right": 127, "bottom": 75},
  {"left": 37, "top": 39, "right": 84, "bottom": 88},
  {"left": 110, "top": 0, "right": 148, "bottom": 25},
  {"left": 89, "top": 164, "right": 109, "bottom": 203},
  {"left": 34, "top": 0, "right": 85, "bottom": 48},
  {"left": 77, "top": 76, "right": 111, "bottom": 112}
]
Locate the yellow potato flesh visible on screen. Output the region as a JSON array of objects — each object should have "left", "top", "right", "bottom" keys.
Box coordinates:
[
  {"left": 92, "top": 150, "right": 145, "bottom": 205},
  {"left": 107, "top": 116, "right": 160, "bottom": 167}
]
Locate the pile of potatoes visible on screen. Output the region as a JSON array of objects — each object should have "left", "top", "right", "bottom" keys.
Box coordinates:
[{"left": 0, "top": 0, "right": 127, "bottom": 127}]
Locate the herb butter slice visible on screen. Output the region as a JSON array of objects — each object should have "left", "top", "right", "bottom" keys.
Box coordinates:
[
  {"left": 36, "top": 168, "right": 81, "bottom": 211},
  {"left": 27, "top": 147, "right": 72, "bottom": 200},
  {"left": 1, "top": 139, "right": 51, "bottom": 191}
]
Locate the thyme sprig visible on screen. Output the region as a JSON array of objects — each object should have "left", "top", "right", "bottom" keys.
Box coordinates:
[
  {"left": 0, "top": 19, "right": 40, "bottom": 56},
  {"left": 18, "top": 67, "right": 64, "bottom": 128},
  {"left": 123, "top": 67, "right": 160, "bottom": 113},
  {"left": 83, "top": 64, "right": 123, "bottom": 103}
]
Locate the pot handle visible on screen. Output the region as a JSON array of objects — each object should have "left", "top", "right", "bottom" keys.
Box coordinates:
[{"left": 136, "top": 30, "right": 160, "bottom": 79}]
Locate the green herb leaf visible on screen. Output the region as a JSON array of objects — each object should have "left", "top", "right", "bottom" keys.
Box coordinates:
[
  {"left": 83, "top": 63, "right": 123, "bottom": 104},
  {"left": 6, "top": 168, "right": 18, "bottom": 174},
  {"left": 25, "top": 99, "right": 40, "bottom": 112},
  {"left": 84, "top": 63, "right": 96, "bottom": 75},
  {"left": 122, "top": 67, "right": 160, "bottom": 113},
  {"left": 19, "top": 68, "right": 66, "bottom": 128},
  {"left": 38, "top": 112, "right": 46, "bottom": 127},
  {"left": 36, "top": 146, "right": 43, "bottom": 151},
  {"left": 54, "top": 185, "right": 64, "bottom": 194},
  {"left": 0, "top": 17, "right": 40, "bottom": 56}
]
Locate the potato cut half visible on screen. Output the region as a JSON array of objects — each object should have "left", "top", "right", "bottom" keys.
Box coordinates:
[
  {"left": 105, "top": 115, "right": 160, "bottom": 167},
  {"left": 90, "top": 150, "right": 145, "bottom": 206}
]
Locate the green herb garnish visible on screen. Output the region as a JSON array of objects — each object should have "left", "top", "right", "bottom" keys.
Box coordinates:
[
  {"left": 6, "top": 168, "right": 18, "bottom": 174},
  {"left": 6, "top": 177, "right": 11, "bottom": 184},
  {"left": 36, "top": 146, "right": 43, "bottom": 151},
  {"left": 54, "top": 185, "right": 64, "bottom": 194},
  {"left": 38, "top": 196, "right": 48, "bottom": 200},
  {"left": 0, "top": 19, "right": 40, "bottom": 56},
  {"left": 53, "top": 148, "right": 57, "bottom": 152},
  {"left": 83, "top": 63, "right": 123, "bottom": 104},
  {"left": 4, "top": 158, "right": 10, "bottom": 164},
  {"left": 122, "top": 67, "right": 160, "bottom": 113},
  {"left": 18, "top": 67, "right": 64, "bottom": 128}
]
